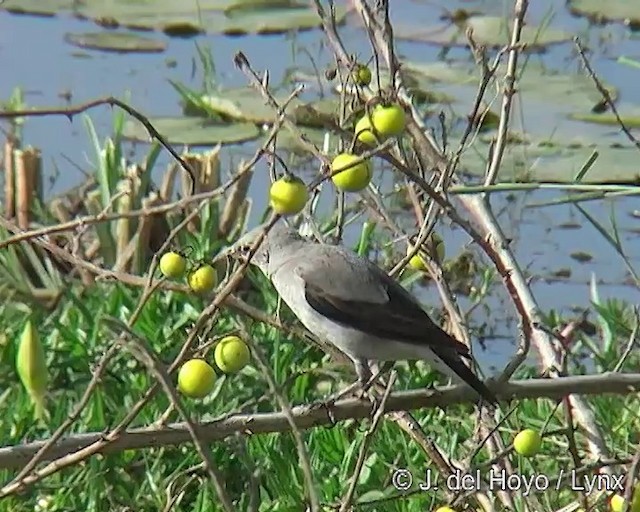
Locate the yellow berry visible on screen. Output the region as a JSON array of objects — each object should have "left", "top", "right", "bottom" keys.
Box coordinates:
[
  {"left": 611, "top": 494, "right": 625, "bottom": 512},
  {"left": 214, "top": 335, "right": 251, "bottom": 373},
  {"left": 407, "top": 244, "right": 428, "bottom": 271},
  {"left": 356, "top": 104, "right": 406, "bottom": 145},
  {"left": 435, "top": 507, "right": 456, "bottom": 512},
  {"left": 159, "top": 251, "right": 186, "bottom": 279},
  {"left": 188, "top": 264, "right": 217, "bottom": 294},
  {"left": 513, "top": 429, "right": 542, "bottom": 457},
  {"left": 353, "top": 64, "right": 372, "bottom": 86},
  {"left": 355, "top": 114, "right": 378, "bottom": 145},
  {"left": 611, "top": 486, "right": 640, "bottom": 512},
  {"left": 407, "top": 234, "right": 445, "bottom": 270},
  {"left": 269, "top": 176, "right": 308, "bottom": 216},
  {"left": 372, "top": 103, "right": 406, "bottom": 137},
  {"left": 177, "top": 359, "right": 216, "bottom": 398},
  {"left": 330, "top": 153, "right": 372, "bottom": 192}
]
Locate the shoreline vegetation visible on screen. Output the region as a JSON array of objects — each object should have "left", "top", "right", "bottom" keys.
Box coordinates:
[{"left": 1, "top": 1, "right": 640, "bottom": 511}]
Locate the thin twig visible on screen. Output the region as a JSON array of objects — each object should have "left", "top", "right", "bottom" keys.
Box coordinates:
[
  {"left": 339, "top": 372, "right": 396, "bottom": 511},
  {"left": 574, "top": 37, "right": 640, "bottom": 151}
]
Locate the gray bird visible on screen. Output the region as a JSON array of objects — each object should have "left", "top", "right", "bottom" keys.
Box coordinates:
[{"left": 224, "top": 222, "right": 497, "bottom": 405}]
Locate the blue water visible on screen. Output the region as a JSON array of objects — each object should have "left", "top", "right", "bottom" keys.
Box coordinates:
[{"left": 0, "top": 1, "right": 639, "bottom": 371}]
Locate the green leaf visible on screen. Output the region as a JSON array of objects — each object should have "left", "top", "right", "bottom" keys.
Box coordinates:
[
  {"left": 569, "top": 0, "right": 640, "bottom": 25},
  {"left": 396, "top": 15, "right": 572, "bottom": 51},
  {"left": 64, "top": 32, "right": 167, "bottom": 53},
  {"left": 1, "top": 0, "right": 348, "bottom": 36},
  {"left": 122, "top": 116, "right": 261, "bottom": 145}
]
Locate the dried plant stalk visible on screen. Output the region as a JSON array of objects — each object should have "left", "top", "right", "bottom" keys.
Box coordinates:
[
  {"left": 3, "top": 138, "right": 16, "bottom": 218},
  {"left": 15, "top": 150, "right": 30, "bottom": 230},
  {"left": 181, "top": 153, "right": 202, "bottom": 197},
  {"left": 115, "top": 180, "right": 132, "bottom": 272},
  {"left": 201, "top": 145, "right": 221, "bottom": 192},
  {"left": 24, "top": 147, "right": 43, "bottom": 205},
  {"left": 84, "top": 190, "right": 113, "bottom": 266},
  {"left": 135, "top": 192, "right": 162, "bottom": 273},
  {"left": 219, "top": 166, "right": 253, "bottom": 238},
  {"left": 14, "top": 147, "right": 42, "bottom": 229},
  {"left": 160, "top": 162, "right": 178, "bottom": 202},
  {"left": 181, "top": 153, "right": 203, "bottom": 234},
  {"left": 48, "top": 198, "right": 71, "bottom": 224}
]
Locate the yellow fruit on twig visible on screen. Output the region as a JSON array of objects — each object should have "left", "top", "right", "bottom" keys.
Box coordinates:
[
  {"left": 159, "top": 251, "right": 187, "bottom": 279},
  {"left": 355, "top": 103, "right": 406, "bottom": 145},
  {"left": 353, "top": 63, "right": 372, "bottom": 86},
  {"left": 188, "top": 264, "right": 217, "bottom": 294},
  {"left": 16, "top": 320, "right": 49, "bottom": 421},
  {"left": 513, "top": 429, "right": 542, "bottom": 457},
  {"left": 407, "top": 233, "right": 445, "bottom": 270},
  {"left": 610, "top": 485, "right": 640, "bottom": 512},
  {"left": 407, "top": 244, "right": 427, "bottom": 271},
  {"left": 330, "top": 153, "right": 372, "bottom": 192},
  {"left": 177, "top": 359, "right": 216, "bottom": 399},
  {"left": 214, "top": 335, "right": 251, "bottom": 373},
  {"left": 269, "top": 176, "right": 308, "bottom": 216}
]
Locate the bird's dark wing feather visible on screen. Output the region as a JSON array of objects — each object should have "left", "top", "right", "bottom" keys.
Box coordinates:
[
  {"left": 427, "top": 346, "right": 497, "bottom": 404},
  {"left": 299, "top": 247, "right": 470, "bottom": 357}
]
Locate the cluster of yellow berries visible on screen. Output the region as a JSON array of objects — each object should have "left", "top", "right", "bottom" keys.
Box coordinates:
[
  {"left": 267, "top": 64, "right": 407, "bottom": 217},
  {"left": 159, "top": 251, "right": 217, "bottom": 295},
  {"left": 177, "top": 335, "right": 251, "bottom": 399},
  {"left": 158, "top": 254, "right": 252, "bottom": 399}
]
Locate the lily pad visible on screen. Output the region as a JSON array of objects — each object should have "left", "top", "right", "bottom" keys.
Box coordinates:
[
  {"left": 568, "top": 0, "right": 640, "bottom": 26},
  {"left": 394, "top": 15, "right": 572, "bottom": 51},
  {"left": 570, "top": 251, "right": 593, "bottom": 263},
  {"left": 269, "top": 126, "right": 340, "bottom": 155},
  {"left": 223, "top": 0, "right": 307, "bottom": 16},
  {"left": 122, "top": 117, "right": 260, "bottom": 146},
  {"left": 569, "top": 108, "right": 640, "bottom": 128},
  {"left": 64, "top": 32, "right": 167, "bottom": 53},
  {"left": 197, "top": 88, "right": 343, "bottom": 128},
  {"left": 199, "top": 87, "right": 305, "bottom": 124},
  {"left": 289, "top": 98, "right": 342, "bottom": 129},
  {"left": 1, "top": 0, "right": 348, "bottom": 36},
  {"left": 402, "top": 60, "right": 617, "bottom": 112},
  {"left": 456, "top": 137, "right": 640, "bottom": 184}
]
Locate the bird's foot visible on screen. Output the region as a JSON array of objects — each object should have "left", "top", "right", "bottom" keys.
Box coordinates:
[
  {"left": 312, "top": 398, "right": 337, "bottom": 425},
  {"left": 355, "top": 387, "right": 381, "bottom": 416},
  {"left": 306, "top": 381, "right": 359, "bottom": 422}
]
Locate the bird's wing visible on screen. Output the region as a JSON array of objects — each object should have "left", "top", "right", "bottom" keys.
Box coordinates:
[{"left": 297, "top": 246, "right": 470, "bottom": 356}]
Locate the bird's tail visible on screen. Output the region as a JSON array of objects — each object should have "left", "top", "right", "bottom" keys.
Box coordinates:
[{"left": 431, "top": 345, "right": 498, "bottom": 405}]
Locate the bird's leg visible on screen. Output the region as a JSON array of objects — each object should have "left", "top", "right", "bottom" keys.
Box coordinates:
[
  {"left": 309, "top": 358, "right": 373, "bottom": 412},
  {"left": 353, "top": 358, "right": 379, "bottom": 406},
  {"left": 354, "top": 358, "right": 373, "bottom": 389},
  {"left": 362, "top": 361, "right": 395, "bottom": 393}
]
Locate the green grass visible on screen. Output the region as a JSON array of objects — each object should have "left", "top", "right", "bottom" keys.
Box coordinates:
[{"left": 1, "top": 266, "right": 639, "bottom": 511}]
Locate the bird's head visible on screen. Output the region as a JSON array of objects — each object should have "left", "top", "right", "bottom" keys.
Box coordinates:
[{"left": 217, "top": 221, "right": 304, "bottom": 276}]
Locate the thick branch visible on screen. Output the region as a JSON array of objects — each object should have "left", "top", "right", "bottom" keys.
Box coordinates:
[{"left": 1, "top": 372, "right": 637, "bottom": 471}]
